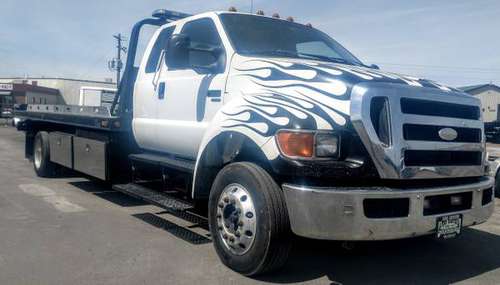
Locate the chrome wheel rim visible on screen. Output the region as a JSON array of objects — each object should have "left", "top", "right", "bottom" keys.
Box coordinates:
[
  {"left": 216, "top": 183, "right": 257, "bottom": 255},
  {"left": 34, "top": 136, "right": 42, "bottom": 170}
]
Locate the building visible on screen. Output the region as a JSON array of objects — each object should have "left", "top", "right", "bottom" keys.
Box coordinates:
[
  {"left": 460, "top": 84, "right": 500, "bottom": 123},
  {"left": 0, "top": 82, "right": 62, "bottom": 117},
  {"left": 0, "top": 77, "right": 115, "bottom": 106}
]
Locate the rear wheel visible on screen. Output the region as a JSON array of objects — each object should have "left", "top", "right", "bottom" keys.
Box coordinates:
[
  {"left": 208, "top": 162, "right": 292, "bottom": 276},
  {"left": 495, "top": 171, "right": 500, "bottom": 197},
  {"left": 33, "top": 131, "right": 56, "bottom": 177}
]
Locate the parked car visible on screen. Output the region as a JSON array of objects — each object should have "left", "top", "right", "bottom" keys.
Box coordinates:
[{"left": 488, "top": 154, "right": 500, "bottom": 197}]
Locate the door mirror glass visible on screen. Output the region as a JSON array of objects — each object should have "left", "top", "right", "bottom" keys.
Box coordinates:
[
  {"left": 165, "top": 33, "right": 191, "bottom": 69},
  {"left": 166, "top": 33, "right": 223, "bottom": 73},
  {"left": 165, "top": 18, "right": 226, "bottom": 74}
]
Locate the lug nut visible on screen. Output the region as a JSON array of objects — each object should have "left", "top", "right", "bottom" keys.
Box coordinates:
[
  {"left": 238, "top": 221, "right": 244, "bottom": 227},
  {"left": 223, "top": 197, "right": 229, "bottom": 203},
  {"left": 229, "top": 237, "right": 235, "bottom": 242},
  {"left": 235, "top": 231, "right": 241, "bottom": 237},
  {"left": 223, "top": 234, "right": 228, "bottom": 239}
]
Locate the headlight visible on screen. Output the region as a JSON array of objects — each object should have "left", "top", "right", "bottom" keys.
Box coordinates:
[
  {"left": 276, "top": 130, "right": 340, "bottom": 159},
  {"left": 315, "top": 133, "right": 339, "bottom": 157}
]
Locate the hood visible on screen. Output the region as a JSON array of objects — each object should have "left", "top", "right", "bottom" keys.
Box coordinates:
[
  {"left": 230, "top": 55, "right": 463, "bottom": 97},
  {"left": 223, "top": 55, "right": 466, "bottom": 136}
]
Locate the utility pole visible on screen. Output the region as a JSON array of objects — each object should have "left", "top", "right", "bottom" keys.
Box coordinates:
[{"left": 109, "top": 34, "right": 127, "bottom": 86}]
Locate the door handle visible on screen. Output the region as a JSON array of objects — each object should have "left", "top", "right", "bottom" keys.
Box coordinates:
[
  {"left": 158, "top": 82, "right": 166, "bottom": 100},
  {"left": 207, "top": 90, "right": 221, "bottom": 102}
]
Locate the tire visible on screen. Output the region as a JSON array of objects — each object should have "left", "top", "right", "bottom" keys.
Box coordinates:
[
  {"left": 495, "top": 171, "right": 500, "bottom": 198},
  {"left": 208, "top": 162, "right": 292, "bottom": 276},
  {"left": 33, "top": 131, "right": 56, "bottom": 177}
]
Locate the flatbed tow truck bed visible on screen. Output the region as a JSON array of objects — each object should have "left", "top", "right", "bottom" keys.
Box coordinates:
[{"left": 16, "top": 104, "right": 126, "bottom": 132}]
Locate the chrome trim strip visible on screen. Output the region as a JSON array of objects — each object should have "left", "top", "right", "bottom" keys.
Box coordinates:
[
  {"left": 401, "top": 115, "right": 484, "bottom": 129},
  {"left": 404, "top": 141, "right": 484, "bottom": 151}
]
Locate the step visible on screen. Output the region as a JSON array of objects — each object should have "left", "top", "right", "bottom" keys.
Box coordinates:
[
  {"left": 113, "top": 183, "right": 194, "bottom": 212},
  {"left": 129, "top": 153, "right": 195, "bottom": 173}
]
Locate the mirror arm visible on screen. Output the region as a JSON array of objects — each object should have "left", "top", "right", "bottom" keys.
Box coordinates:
[
  {"left": 191, "top": 62, "right": 218, "bottom": 73},
  {"left": 188, "top": 46, "right": 222, "bottom": 56}
]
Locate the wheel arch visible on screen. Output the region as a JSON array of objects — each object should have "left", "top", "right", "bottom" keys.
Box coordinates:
[{"left": 191, "top": 131, "right": 276, "bottom": 200}]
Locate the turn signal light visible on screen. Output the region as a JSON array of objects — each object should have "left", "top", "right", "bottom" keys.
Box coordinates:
[{"left": 276, "top": 131, "right": 314, "bottom": 158}]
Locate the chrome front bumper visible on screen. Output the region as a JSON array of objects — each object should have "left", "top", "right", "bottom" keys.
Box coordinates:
[{"left": 282, "top": 177, "right": 495, "bottom": 240}]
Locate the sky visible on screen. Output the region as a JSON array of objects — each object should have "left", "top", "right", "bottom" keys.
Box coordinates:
[{"left": 1, "top": 0, "right": 499, "bottom": 87}]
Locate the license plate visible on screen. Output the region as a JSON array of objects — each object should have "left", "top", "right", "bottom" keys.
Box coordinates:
[{"left": 436, "top": 214, "right": 463, "bottom": 239}]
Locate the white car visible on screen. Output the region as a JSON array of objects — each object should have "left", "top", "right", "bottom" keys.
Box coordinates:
[{"left": 12, "top": 117, "right": 22, "bottom": 127}]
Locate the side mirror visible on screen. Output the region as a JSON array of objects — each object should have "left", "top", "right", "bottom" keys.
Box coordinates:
[
  {"left": 165, "top": 33, "right": 224, "bottom": 73},
  {"left": 165, "top": 34, "right": 190, "bottom": 69},
  {"left": 369, "top": 64, "right": 380, "bottom": 70}
]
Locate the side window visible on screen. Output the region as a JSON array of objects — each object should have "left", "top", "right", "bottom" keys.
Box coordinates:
[
  {"left": 181, "top": 18, "right": 224, "bottom": 67},
  {"left": 145, "top": 26, "right": 175, "bottom": 73}
]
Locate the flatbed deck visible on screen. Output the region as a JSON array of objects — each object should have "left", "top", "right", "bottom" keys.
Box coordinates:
[{"left": 16, "top": 104, "right": 127, "bottom": 131}]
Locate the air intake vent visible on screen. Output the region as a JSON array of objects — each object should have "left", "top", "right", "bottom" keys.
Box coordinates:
[
  {"left": 401, "top": 98, "right": 480, "bottom": 120},
  {"left": 370, "top": 97, "right": 391, "bottom": 146},
  {"left": 403, "top": 124, "right": 482, "bottom": 143},
  {"left": 404, "top": 150, "right": 482, "bottom": 166}
]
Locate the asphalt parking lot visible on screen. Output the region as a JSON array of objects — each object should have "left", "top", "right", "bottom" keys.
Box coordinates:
[{"left": 0, "top": 122, "right": 499, "bottom": 285}]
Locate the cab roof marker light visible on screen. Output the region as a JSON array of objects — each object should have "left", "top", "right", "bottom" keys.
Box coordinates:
[
  {"left": 151, "top": 9, "right": 192, "bottom": 22},
  {"left": 256, "top": 10, "right": 265, "bottom": 16},
  {"left": 228, "top": 7, "right": 238, "bottom": 12},
  {"left": 286, "top": 17, "right": 295, "bottom": 22},
  {"left": 272, "top": 13, "right": 281, "bottom": 19},
  {"left": 306, "top": 23, "right": 313, "bottom": 28}
]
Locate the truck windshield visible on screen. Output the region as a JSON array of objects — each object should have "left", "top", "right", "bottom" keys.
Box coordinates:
[{"left": 219, "top": 14, "right": 363, "bottom": 66}]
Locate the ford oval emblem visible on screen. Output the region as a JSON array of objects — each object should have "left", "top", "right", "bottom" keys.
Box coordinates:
[{"left": 438, "top": 128, "right": 458, "bottom": 141}]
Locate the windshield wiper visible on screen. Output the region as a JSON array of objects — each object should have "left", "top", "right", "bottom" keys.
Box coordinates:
[
  {"left": 297, "top": 52, "right": 360, "bottom": 66},
  {"left": 243, "top": 50, "right": 359, "bottom": 66},
  {"left": 245, "top": 50, "right": 305, "bottom": 59}
]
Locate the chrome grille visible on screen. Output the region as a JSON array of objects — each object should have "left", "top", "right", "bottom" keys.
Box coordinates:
[{"left": 351, "top": 82, "right": 486, "bottom": 180}]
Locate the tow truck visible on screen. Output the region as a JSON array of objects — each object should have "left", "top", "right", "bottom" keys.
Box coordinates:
[{"left": 16, "top": 9, "right": 495, "bottom": 275}]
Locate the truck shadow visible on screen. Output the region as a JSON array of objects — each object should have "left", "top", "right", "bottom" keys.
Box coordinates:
[
  {"left": 68, "top": 180, "right": 500, "bottom": 284},
  {"left": 69, "top": 180, "right": 148, "bottom": 207},
  {"left": 260, "top": 228, "right": 500, "bottom": 284},
  {"left": 69, "top": 180, "right": 211, "bottom": 245}
]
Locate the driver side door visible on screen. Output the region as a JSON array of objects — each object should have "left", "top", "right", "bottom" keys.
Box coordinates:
[{"left": 154, "top": 17, "right": 227, "bottom": 159}]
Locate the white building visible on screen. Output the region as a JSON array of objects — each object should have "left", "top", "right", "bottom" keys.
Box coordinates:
[
  {"left": 460, "top": 84, "right": 500, "bottom": 123},
  {"left": 0, "top": 77, "right": 115, "bottom": 105}
]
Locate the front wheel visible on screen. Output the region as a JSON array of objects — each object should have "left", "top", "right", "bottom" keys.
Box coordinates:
[{"left": 208, "top": 162, "right": 292, "bottom": 276}]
